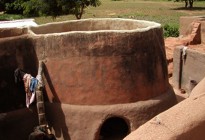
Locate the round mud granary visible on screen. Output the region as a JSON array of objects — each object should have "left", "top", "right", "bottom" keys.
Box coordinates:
[
  {"left": 28, "top": 18, "right": 177, "bottom": 140},
  {"left": 31, "top": 18, "right": 171, "bottom": 105}
]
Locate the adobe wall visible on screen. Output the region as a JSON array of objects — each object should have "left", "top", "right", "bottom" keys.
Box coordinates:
[
  {"left": 45, "top": 88, "right": 176, "bottom": 140},
  {"left": 172, "top": 46, "right": 205, "bottom": 93},
  {"left": 31, "top": 18, "right": 169, "bottom": 105},
  {"left": 0, "top": 107, "right": 38, "bottom": 140},
  {"left": 0, "top": 35, "right": 38, "bottom": 113},
  {"left": 123, "top": 16, "right": 205, "bottom": 140},
  {"left": 0, "top": 27, "right": 28, "bottom": 38},
  {"left": 0, "top": 86, "right": 176, "bottom": 140},
  {"left": 0, "top": 18, "right": 177, "bottom": 140},
  {"left": 0, "top": 18, "right": 171, "bottom": 107},
  {"left": 29, "top": 19, "right": 151, "bottom": 34},
  {"left": 180, "top": 16, "right": 205, "bottom": 44},
  {"left": 124, "top": 77, "right": 205, "bottom": 140}
]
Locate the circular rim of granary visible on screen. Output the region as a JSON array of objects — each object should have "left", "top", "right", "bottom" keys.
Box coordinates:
[{"left": 29, "top": 18, "right": 162, "bottom": 35}]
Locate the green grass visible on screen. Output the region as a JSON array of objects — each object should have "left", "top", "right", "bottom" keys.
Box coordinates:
[
  {"left": 1, "top": 0, "right": 205, "bottom": 27},
  {"left": 0, "top": 13, "right": 24, "bottom": 21}
]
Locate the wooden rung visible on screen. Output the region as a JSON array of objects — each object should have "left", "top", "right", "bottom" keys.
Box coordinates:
[
  {"left": 36, "top": 94, "right": 43, "bottom": 102},
  {"left": 38, "top": 113, "right": 46, "bottom": 125},
  {"left": 37, "top": 107, "right": 45, "bottom": 114}
]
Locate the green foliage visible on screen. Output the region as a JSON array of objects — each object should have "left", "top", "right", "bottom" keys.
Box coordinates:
[
  {"left": 163, "top": 24, "right": 179, "bottom": 37},
  {"left": 21, "top": 0, "right": 42, "bottom": 17},
  {"left": 2, "top": 0, "right": 101, "bottom": 19},
  {"left": 67, "top": 0, "right": 102, "bottom": 19},
  {"left": 5, "top": 0, "right": 27, "bottom": 14},
  {"left": 4, "top": 0, "right": 45, "bottom": 17},
  {"left": 0, "top": 0, "right": 6, "bottom": 11},
  {"left": 38, "top": 0, "right": 63, "bottom": 18},
  {"left": 0, "top": 13, "right": 24, "bottom": 21}
]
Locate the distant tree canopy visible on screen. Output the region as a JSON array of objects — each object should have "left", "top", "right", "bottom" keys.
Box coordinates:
[
  {"left": 0, "top": 0, "right": 13, "bottom": 12},
  {"left": 1, "top": 0, "right": 101, "bottom": 19}
]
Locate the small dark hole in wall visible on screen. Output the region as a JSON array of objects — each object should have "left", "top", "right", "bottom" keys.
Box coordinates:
[{"left": 99, "top": 117, "right": 130, "bottom": 140}]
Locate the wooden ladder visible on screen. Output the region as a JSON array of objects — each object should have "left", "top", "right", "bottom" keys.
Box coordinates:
[{"left": 36, "top": 61, "right": 51, "bottom": 133}]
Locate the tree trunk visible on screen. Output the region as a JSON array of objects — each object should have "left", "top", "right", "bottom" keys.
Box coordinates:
[
  {"left": 189, "top": 0, "right": 193, "bottom": 8},
  {"left": 185, "top": 0, "right": 188, "bottom": 8},
  {"left": 75, "top": 4, "right": 85, "bottom": 19}
]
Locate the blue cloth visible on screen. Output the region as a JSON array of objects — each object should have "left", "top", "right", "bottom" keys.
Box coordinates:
[{"left": 30, "top": 78, "right": 38, "bottom": 93}]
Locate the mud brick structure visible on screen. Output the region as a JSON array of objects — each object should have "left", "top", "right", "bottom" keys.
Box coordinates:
[
  {"left": 125, "top": 16, "right": 205, "bottom": 140},
  {"left": 179, "top": 16, "right": 205, "bottom": 44},
  {"left": 0, "top": 18, "right": 176, "bottom": 140},
  {"left": 171, "top": 16, "right": 205, "bottom": 94},
  {"left": 173, "top": 47, "right": 205, "bottom": 94},
  {"left": 124, "top": 77, "right": 205, "bottom": 140}
]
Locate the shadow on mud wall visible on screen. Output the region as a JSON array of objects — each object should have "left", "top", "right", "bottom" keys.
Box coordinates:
[
  {"left": 0, "top": 37, "right": 39, "bottom": 140},
  {"left": 43, "top": 65, "right": 71, "bottom": 140},
  {"left": 0, "top": 37, "right": 38, "bottom": 113}
]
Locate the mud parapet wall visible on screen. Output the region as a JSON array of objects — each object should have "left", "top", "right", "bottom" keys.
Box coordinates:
[
  {"left": 0, "top": 28, "right": 28, "bottom": 38},
  {"left": 29, "top": 19, "right": 151, "bottom": 34},
  {"left": 180, "top": 16, "right": 205, "bottom": 44},
  {"left": 173, "top": 46, "right": 205, "bottom": 94},
  {"left": 124, "top": 77, "right": 205, "bottom": 140}
]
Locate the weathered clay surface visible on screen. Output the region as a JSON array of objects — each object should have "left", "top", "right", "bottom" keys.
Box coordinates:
[
  {"left": 124, "top": 76, "right": 205, "bottom": 140},
  {"left": 124, "top": 16, "right": 205, "bottom": 140},
  {"left": 41, "top": 33, "right": 168, "bottom": 104},
  {"left": 165, "top": 16, "right": 205, "bottom": 81},
  {"left": 29, "top": 19, "right": 152, "bottom": 34},
  {"left": 0, "top": 28, "right": 28, "bottom": 38},
  {"left": 0, "top": 87, "right": 176, "bottom": 140},
  {"left": 0, "top": 18, "right": 176, "bottom": 140},
  {"left": 0, "top": 18, "right": 172, "bottom": 107},
  {"left": 190, "top": 77, "right": 205, "bottom": 97},
  {"left": 173, "top": 47, "right": 205, "bottom": 93},
  {"left": 31, "top": 18, "right": 169, "bottom": 105},
  {"left": 44, "top": 87, "right": 176, "bottom": 140},
  {"left": 0, "top": 36, "right": 38, "bottom": 112},
  {"left": 0, "top": 106, "right": 38, "bottom": 140}
]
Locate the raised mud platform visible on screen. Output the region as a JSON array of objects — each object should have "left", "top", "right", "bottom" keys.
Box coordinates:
[{"left": 0, "top": 18, "right": 176, "bottom": 140}]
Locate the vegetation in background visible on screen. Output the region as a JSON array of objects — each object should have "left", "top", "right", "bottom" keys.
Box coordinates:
[
  {"left": 1, "top": 0, "right": 205, "bottom": 37},
  {"left": 62, "top": 0, "right": 102, "bottom": 19},
  {"left": 163, "top": 24, "right": 179, "bottom": 37},
  {"left": 1, "top": 0, "right": 101, "bottom": 19},
  {"left": 0, "top": 13, "right": 24, "bottom": 21}
]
